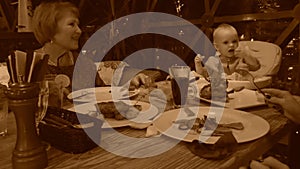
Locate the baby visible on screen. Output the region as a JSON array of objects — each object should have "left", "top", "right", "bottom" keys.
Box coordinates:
[{"left": 195, "top": 23, "right": 260, "bottom": 79}]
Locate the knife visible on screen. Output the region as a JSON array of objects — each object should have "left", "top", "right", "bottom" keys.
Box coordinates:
[
  {"left": 25, "top": 50, "right": 34, "bottom": 82},
  {"left": 7, "top": 52, "right": 17, "bottom": 83}
]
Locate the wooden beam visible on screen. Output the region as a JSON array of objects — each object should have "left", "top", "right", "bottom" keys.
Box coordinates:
[
  {"left": 204, "top": 0, "right": 210, "bottom": 13},
  {"left": 145, "top": 9, "right": 294, "bottom": 29},
  {"left": 275, "top": 18, "right": 299, "bottom": 46},
  {"left": 148, "top": 0, "right": 158, "bottom": 11},
  {"left": 183, "top": 29, "right": 205, "bottom": 57},
  {"left": 78, "top": 0, "right": 85, "bottom": 12},
  {"left": 146, "top": 20, "right": 190, "bottom": 28},
  {"left": 210, "top": 0, "right": 221, "bottom": 16},
  {"left": 214, "top": 10, "right": 294, "bottom": 23},
  {"left": 0, "top": 32, "right": 35, "bottom": 40},
  {"left": 110, "top": 0, "right": 115, "bottom": 18}
]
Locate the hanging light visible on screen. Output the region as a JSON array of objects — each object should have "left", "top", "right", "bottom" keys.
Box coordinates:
[{"left": 240, "top": 34, "right": 245, "bottom": 40}]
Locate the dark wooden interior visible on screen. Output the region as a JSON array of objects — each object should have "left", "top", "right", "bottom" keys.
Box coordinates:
[{"left": 1, "top": 0, "right": 299, "bottom": 94}]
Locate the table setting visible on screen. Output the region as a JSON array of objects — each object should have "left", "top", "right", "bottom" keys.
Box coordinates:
[
  {"left": 153, "top": 106, "right": 270, "bottom": 144},
  {"left": 62, "top": 65, "right": 274, "bottom": 157},
  {"left": 0, "top": 61, "right": 292, "bottom": 169},
  {"left": 194, "top": 75, "right": 267, "bottom": 109},
  {"left": 64, "top": 64, "right": 272, "bottom": 142},
  {"left": 68, "top": 98, "right": 159, "bottom": 129}
]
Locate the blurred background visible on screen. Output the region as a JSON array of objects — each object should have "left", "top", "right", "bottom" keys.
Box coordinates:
[{"left": 0, "top": 0, "right": 299, "bottom": 94}]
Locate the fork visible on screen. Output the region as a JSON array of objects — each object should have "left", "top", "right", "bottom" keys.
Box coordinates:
[
  {"left": 236, "top": 69, "right": 283, "bottom": 113},
  {"left": 236, "top": 69, "right": 270, "bottom": 99}
]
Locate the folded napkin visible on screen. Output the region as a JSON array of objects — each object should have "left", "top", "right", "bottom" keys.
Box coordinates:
[{"left": 127, "top": 122, "right": 161, "bottom": 137}]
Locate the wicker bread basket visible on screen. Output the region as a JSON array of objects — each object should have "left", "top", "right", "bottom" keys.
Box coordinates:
[{"left": 38, "top": 106, "right": 103, "bottom": 153}]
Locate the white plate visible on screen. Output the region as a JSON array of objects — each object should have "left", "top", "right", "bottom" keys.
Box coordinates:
[
  {"left": 192, "top": 70, "right": 272, "bottom": 90},
  {"left": 153, "top": 106, "right": 270, "bottom": 144},
  {"left": 199, "top": 89, "right": 266, "bottom": 109},
  {"left": 227, "top": 76, "right": 272, "bottom": 90},
  {"left": 67, "top": 87, "right": 139, "bottom": 102},
  {"left": 68, "top": 100, "right": 159, "bottom": 128},
  {"left": 194, "top": 79, "right": 266, "bottom": 109}
]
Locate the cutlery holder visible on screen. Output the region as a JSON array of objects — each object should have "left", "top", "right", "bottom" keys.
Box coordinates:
[
  {"left": 38, "top": 106, "right": 103, "bottom": 153},
  {"left": 6, "top": 82, "right": 48, "bottom": 169}
]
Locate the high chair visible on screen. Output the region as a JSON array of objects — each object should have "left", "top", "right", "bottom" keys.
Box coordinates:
[{"left": 228, "top": 40, "right": 282, "bottom": 89}]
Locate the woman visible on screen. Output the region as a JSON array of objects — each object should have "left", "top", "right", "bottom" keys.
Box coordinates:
[
  {"left": 32, "top": 1, "right": 148, "bottom": 91},
  {"left": 32, "top": 1, "right": 84, "bottom": 108},
  {"left": 32, "top": 1, "right": 81, "bottom": 81},
  {"left": 32, "top": 1, "right": 150, "bottom": 108}
]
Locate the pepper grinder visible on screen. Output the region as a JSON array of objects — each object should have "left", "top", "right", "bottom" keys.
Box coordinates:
[{"left": 5, "top": 82, "right": 48, "bottom": 169}]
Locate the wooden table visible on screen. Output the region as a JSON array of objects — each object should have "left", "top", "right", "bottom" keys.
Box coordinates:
[{"left": 0, "top": 81, "right": 292, "bottom": 169}]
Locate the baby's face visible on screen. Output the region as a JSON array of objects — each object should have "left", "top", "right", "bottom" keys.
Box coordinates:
[{"left": 214, "top": 29, "right": 239, "bottom": 58}]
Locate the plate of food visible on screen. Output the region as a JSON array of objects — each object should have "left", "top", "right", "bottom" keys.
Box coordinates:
[
  {"left": 67, "top": 86, "right": 139, "bottom": 103},
  {"left": 153, "top": 106, "right": 269, "bottom": 144},
  {"left": 193, "top": 78, "right": 266, "bottom": 109},
  {"left": 68, "top": 100, "right": 159, "bottom": 128}
]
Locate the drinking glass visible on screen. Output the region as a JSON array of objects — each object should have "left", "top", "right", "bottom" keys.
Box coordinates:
[
  {"left": 36, "top": 81, "right": 49, "bottom": 132},
  {"left": 48, "top": 81, "right": 63, "bottom": 108},
  {"left": 0, "top": 98, "right": 8, "bottom": 136},
  {"left": 169, "top": 65, "right": 190, "bottom": 107}
]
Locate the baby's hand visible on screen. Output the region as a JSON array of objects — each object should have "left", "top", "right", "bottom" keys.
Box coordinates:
[
  {"left": 235, "top": 59, "right": 249, "bottom": 76},
  {"left": 194, "top": 54, "right": 208, "bottom": 78},
  {"left": 235, "top": 45, "right": 251, "bottom": 59},
  {"left": 194, "top": 54, "right": 202, "bottom": 63},
  {"left": 235, "top": 45, "right": 260, "bottom": 71}
]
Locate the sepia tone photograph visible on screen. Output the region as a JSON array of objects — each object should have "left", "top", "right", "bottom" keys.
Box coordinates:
[{"left": 0, "top": 0, "right": 299, "bottom": 168}]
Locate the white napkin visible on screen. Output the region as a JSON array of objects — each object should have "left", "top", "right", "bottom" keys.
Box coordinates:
[
  {"left": 128, "top": 122, "right": 161, "bottom": 137},
  {"left": 0, "top": 63, "right": 10, "bottom": 86},
  {"left": 129, "top": 121, "right": 152, "bottom": 129},
  {"left": 145, "top": 125, "right": 161, "bottom": 137}
]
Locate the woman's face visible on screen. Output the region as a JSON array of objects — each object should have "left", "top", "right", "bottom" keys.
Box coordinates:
[{"left": 52, "top": 11, "right": 82, "bottom": 51}]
